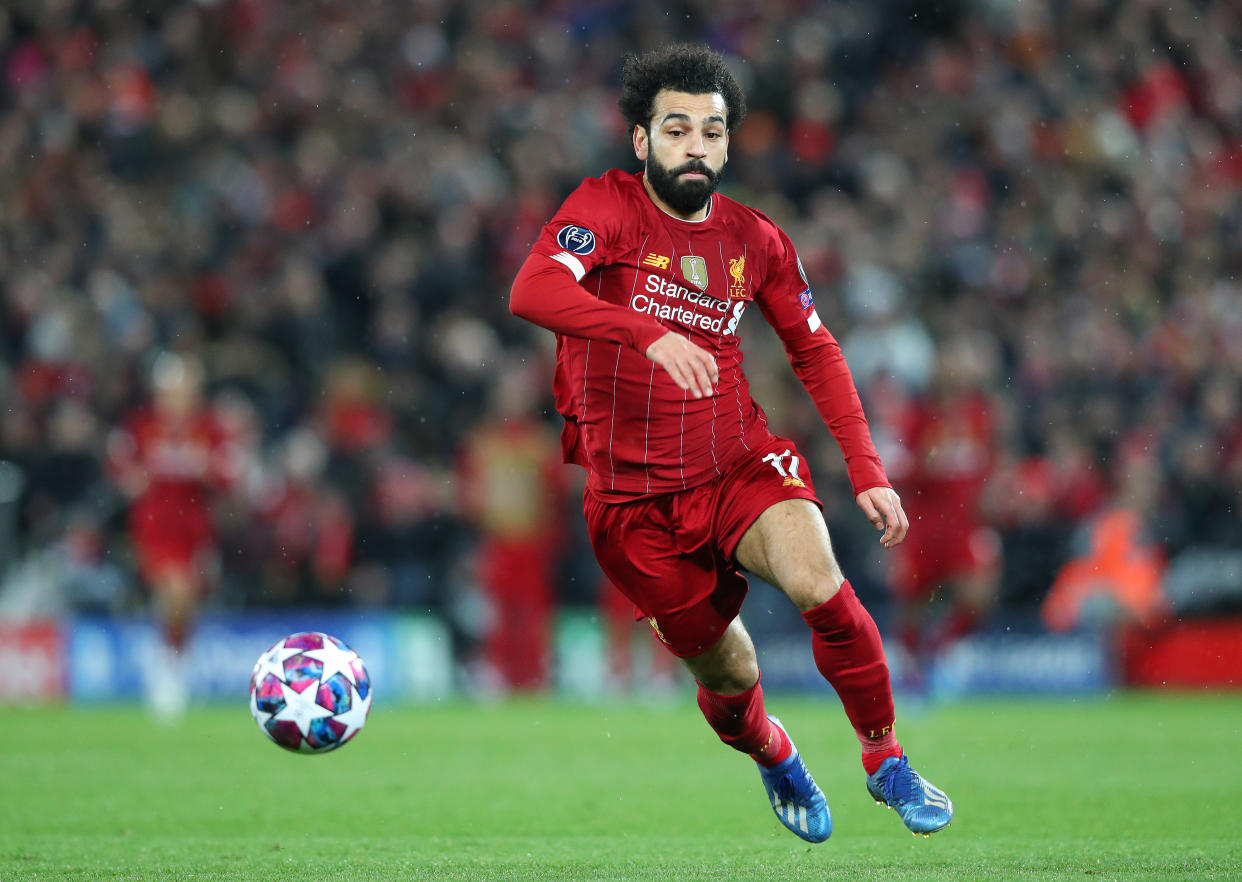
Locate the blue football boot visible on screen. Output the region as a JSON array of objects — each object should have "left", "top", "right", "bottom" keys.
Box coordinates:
[
  {"left": 866, "top": 754, "right": 954, "bottom": 836},
  {"left": 756, "top": 716, "right": 832, "bottom": 842}
]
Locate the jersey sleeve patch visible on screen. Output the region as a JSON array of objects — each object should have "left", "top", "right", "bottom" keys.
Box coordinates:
[{"left": 556, "top": 225, "right": 597, "bottom": 255}]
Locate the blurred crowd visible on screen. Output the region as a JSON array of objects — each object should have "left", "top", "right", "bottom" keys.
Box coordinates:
[{"left": 0, "top": 0, "right": 1239, "bottom": 661}]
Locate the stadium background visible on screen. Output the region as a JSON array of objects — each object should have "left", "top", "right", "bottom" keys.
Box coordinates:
[{"left": 0, "top": 0, "right": 1240, "bottom": 706}]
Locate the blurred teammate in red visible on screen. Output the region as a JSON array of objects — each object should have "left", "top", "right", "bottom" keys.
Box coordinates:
[
  {"left": 108, "top": 353, "right": 239, "bottom": 720},
  {"left": 509, "top": 44, "right": 952, "bottom": 840},
  {"left": 888, "top": 341, "right": 1001, "bottom": 685},
  {"left": 458, "top": 358, "right": 565, "bottom": 692}
]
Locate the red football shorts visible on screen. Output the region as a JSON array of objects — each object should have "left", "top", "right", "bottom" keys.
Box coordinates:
[
  {"left": 129, "top": 503, "right": 214, "bottom": 589},
  {"left": 583, "top": 435, "right": 821, "bottom": 658}
]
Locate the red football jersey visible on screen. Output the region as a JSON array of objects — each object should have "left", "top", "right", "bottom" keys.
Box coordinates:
[
  {"left": 107, "top": 406, "right": 239, "bottom": 550},
  {"left": 895, "top": 392, "right": 995, "bottom": 526},
  {"left": 521, "top": 169, "right": 886, "bottom": 499}
]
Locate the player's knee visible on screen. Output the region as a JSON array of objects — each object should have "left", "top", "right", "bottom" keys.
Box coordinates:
[
  {"left": 686, "top": 643, "right": 759, "bottom": 694},
  {"left": 783, "top": 564, "right": 846, "bottom": 612},
  {"left": 695, "top": 660, "right": 759, "bottom": 695}
]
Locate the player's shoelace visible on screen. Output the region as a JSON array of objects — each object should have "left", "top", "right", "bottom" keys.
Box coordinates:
[{"left": 881, "top": 755, "right": 921, "bottom": 804}]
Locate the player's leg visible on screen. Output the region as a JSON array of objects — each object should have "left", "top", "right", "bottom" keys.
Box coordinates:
[
  {"left": 733, "top": 499, "right": 898, "bottom": 752},
  {"left": 734, "top": 498, "right": 953, "bottom": 835},
  {"left": 583, "top": 490, "right": 828, "bottom": 841},
  {"left": 681, "top": 617, "right": 786, "bottom": 763},
  {"left": 145, "top": 562, "right": 197, "bottom": 722},
  {"left": 682, "top": 617, "right": 832, "bottom": 842},
  {"left": 890, "top": 535, "right": 932, "bottom": 672},
  {"left": 155, "top": 567, "right": 197, "bottom": 650},
  {"left": 930, "top": 530, "right": 1001, "bottom": 655},
  {"left": 592, "top": 533, "right": 786, "bottom": 764}
]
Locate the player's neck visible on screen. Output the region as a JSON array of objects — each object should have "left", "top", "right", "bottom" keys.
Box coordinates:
[{"left": 641, "top": 172, "right": 713, "bottom": 223}]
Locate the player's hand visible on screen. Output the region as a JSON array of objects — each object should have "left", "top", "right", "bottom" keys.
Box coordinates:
[
  {"left": 856, "top": 486, "right": 909, "bottom": 549},
  {"left": 645, "top": 332, "right": 718, "bottom": 399}
]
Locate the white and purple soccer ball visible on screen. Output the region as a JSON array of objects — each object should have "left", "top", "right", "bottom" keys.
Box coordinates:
[{"left": 248, "top": 631, "right": 373, "bottom": 753}]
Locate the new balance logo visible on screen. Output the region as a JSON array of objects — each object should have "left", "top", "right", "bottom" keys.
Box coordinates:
[{"left": 642, "top": 253, "right": 671, "bottom": 269}]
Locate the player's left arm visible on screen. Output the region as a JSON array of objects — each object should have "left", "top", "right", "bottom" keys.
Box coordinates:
[{"left": 754, "top": 230, "right": 908, "bottom": 547}]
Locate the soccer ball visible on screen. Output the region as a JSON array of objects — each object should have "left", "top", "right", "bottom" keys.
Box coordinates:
[{"left": 248, "top": 631, "right": 373, "bottom": 753}]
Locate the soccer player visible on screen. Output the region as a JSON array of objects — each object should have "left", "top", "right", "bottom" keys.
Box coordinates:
[
  {"left": 509, "top": 43, "right": 953, "bottom": 841},
  {"left": 107, "top": 353, "right": 239, "bottom": 720},
  {"left": 888, "top": 341, "right": 1000, "bottom": 692}
]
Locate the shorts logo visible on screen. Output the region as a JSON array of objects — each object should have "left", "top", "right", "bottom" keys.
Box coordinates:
[
  {"left": 728, "top": 255, "right": 747, "bottom": 298},
  {"left": 642, "top": 253, "right": 671, "bottom": 269},
  {"left": 556, "top": 225, "right": 596, "bottom": 255},
  {"left": 799, "top": 288, "right": 814, "bottom": 310},
  {"left": 681, "top": 255, "right": 709, "bottom": 291},
  {"left": 763, "top": 449, "right": 805, "bottom": 488},
  {"left": 647, "top": 617, "right": 669, "bottom": 644}
]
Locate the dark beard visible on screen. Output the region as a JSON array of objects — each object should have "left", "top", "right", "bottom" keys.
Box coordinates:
[{"left": 645, "top": 154, "right": 722, "bottom": 216}]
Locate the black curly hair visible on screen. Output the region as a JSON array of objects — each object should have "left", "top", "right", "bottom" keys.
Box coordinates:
[{"left": 618, "top": 43, "right": 747, "bottom": 134}]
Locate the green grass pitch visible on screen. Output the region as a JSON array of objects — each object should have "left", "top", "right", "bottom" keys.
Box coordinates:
[{"left": 3, "top": 692, "right": 1239, "bottom": 880}]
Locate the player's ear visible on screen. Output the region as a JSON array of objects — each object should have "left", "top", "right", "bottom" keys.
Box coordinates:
[{"left": 633, "top": 125, "right": 649, "bottom": 161}]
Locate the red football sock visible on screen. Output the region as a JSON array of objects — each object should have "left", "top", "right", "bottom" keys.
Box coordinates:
[
  {"left": 696, "top": 678, "right": 792, "bottom": 768},
  {"left": 801, "top": 580, "right": 902, "bottom": 771},
  {"left": 860, "top": 729, "right": 901, "bottom": 775}
]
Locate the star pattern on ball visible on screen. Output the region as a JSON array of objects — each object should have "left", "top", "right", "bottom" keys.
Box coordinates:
[
  {"left": 271, "top": 678, "right": 335, "bottom": 737},
  {"left": 252, "top": 640, "right": 304, "bottom": 683},
  {"left": 302, "top": 641, "right": 361, "bottom": 686},
  {"left": 333, "top": 684, "right": 372, "bottom": 742},
  {"left": 250, "top": 632, "right": 372, "bottom": 753},
  {"left": 248, "top": 680, "right": 262, "bottom": 722}
]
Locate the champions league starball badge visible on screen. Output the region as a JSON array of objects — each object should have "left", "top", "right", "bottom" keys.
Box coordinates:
[{"left": 556, "top": 225, "right": 596, "bottom": 255}]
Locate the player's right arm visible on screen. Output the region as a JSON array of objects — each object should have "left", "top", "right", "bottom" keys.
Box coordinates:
[{"left": 508, "top": 176, "right": 717, "bottom": 398}]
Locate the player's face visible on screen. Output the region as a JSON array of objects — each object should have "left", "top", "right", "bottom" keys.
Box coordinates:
[{"left": 634, "top": 90, "right": 728, "bottom": 219}]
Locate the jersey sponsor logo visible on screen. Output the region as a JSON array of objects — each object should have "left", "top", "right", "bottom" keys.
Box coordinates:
[
  {"left": 762, "top": 449, "right": 805, "bottom": 487},
  {"left": 727, "top": 255, "right": 747, "bottom": 298},
  {"left": 556, "top": 225, "right": 596, "bottom": 255},
  {"left": 647, "top": 617, "right": 669, "bottom": 644},
  {"left": 799, "top": 288, "right": 814, "bottom": 310},
  {"left": 681, "top": 255, "right": 709, "bottom": 291},
  {"left": 642, "top": 252, "right": 671, "bottom": 269},
  {"left": 634, "top": 273, "right": 744, "bottom": 336},
  {"left": 642, "top": 274, "right": 727, "bottom": 312}
]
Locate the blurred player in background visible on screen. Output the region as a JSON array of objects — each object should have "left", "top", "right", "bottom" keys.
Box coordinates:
[
  {"left": 107, "top": 352, "right": 240, "bottom": 720},
  {"left": 598, "top": 571, "right": 678, "bottom": 694},
  {"left": 458, "top": 355, "right": 565, "bottom": 692},
  {"left": 887, "top": 337, "right": 1001, "bottom": 692},
  {"left": 510, "top": 43, "right": 952, "bottom": 841}
]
